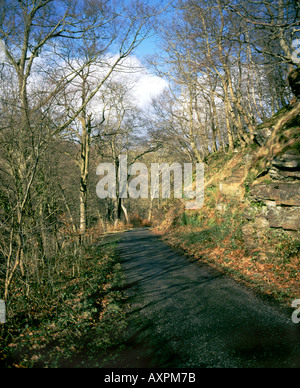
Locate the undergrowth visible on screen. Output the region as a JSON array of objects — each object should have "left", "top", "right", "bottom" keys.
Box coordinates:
[
  {"left": 154, "top": 187, "right": 299, "bottom": 305},
  {"left": 0, "top": 241, "right": 126, "bottom": 368}
]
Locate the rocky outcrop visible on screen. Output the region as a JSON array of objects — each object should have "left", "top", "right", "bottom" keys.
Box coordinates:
[
  {"left": 249, "top": 107, "right": 300, "bottom": 231},
  {"left": 250, "top": 182, "right": 300, "bottom": 231},
  {"left": 251, "top": 182, "right": 300, "bottom": 207},
  {"left": 245, "top": 78, "right": 300, "bottom": 231},
  {"left": 269, "top": 150, "right": 300, "bottom": 181},
  {"left": 219, "top": 93, "right": 299, "bottom": 232},
  {"left": 253, "top": 126, "right": 274, "bottom": 147},
  {"left": 266, "top": 207, "right": 300, "bottom": 231}
]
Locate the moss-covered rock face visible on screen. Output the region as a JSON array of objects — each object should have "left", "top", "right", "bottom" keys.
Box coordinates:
[
  {"left": 246, "top": 102, "right": 300, "bottom": 232},
  {"left": 250, "top": 183, "right": 300, "bottom": 207},
  {"left": 250, "top": 182, "right": 300, "bottom": 231},
  {"left": 270, "top": 150, "right": 300, "bottom": 181},
  {"left": 204, "top": 101, "right": 300, "bottom": 232}
]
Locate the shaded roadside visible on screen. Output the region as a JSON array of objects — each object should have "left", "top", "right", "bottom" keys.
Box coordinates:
[{"left": 111, "top": 228, "right": 300, "bottom": 368}]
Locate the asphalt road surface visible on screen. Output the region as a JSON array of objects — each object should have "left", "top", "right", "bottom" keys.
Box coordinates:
[{"left": 116, "top": 228, "right": 300, "bottom": 368}]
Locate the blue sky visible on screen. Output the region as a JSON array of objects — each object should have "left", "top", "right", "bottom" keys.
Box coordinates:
[
  {"left": 120, "top": 0, "right": 172, "bottom": 106},
  {"left": 126, "top": 0, "right": 174, "bottom": 59},
  {"left": 134, "top": 34, "right": 159, "bottom": 59}
]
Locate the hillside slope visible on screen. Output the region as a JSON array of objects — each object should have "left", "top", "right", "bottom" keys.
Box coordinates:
[{"left": 154, "top": 103, "right": 300, "bottom": 305}]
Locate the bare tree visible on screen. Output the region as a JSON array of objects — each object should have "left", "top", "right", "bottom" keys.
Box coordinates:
[
  {"left": 0, "top": 0, "right": 165, "bottom": 298},
  {"left": 151, "top": 0, "right": 299, "bottom": 157}
]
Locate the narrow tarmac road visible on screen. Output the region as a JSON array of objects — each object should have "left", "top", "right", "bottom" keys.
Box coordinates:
[{"left": 117, "top": 228, "right": 300, "bottom": 368}]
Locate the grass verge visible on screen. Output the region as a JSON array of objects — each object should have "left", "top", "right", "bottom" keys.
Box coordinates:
[
  {"left": 0, "top": 240, "right": 127, "bottom": 368},
  {"left": 154, "top": 194, "right": 299, "bottom": 306}
]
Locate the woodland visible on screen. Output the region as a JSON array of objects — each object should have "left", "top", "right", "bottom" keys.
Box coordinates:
[{"left": 0, "top": 0, "right": 299, "bottom": 367}]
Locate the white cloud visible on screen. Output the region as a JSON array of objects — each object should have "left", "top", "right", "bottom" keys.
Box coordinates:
[
  {"left": 27, "top": 53, "right": 168, "bottom": 116},
  {"left": 132, "top": 72, "right": 168, "bottom": 108},
  {"left": 107, "top": 55, "right": 168, "bottom": 109}
]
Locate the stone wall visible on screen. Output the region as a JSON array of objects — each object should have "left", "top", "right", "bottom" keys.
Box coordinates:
[
  {"left": 249, "top": 107, "right": 300, "bottom": 232},
  {"left": 219, "top": 104, "right": 300, "bottom": 232},
  {"left": 250, "top": 182, "right": 300, "bottom": 231}
]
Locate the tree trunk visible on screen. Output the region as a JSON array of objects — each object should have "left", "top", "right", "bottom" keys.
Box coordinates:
[
  {"left": 223, "top": 86, "right": 235, "bottom": 152},
  {"left": 79, "top": 114, "right": 92, "bottom": 238}
]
